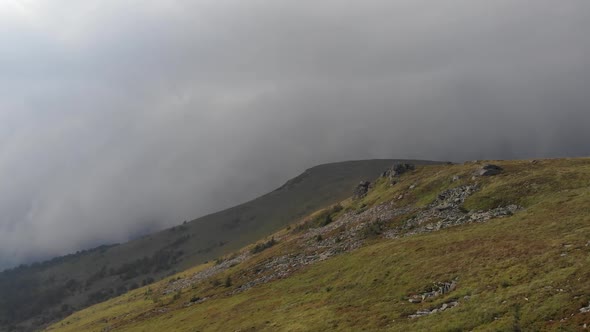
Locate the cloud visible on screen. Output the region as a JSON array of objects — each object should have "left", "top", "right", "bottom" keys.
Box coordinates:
[{"left": 1, "top": 0, "right": 590, "bottom": 269}]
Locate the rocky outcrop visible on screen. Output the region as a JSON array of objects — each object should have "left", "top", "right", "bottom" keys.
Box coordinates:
[
  {"left": 477, "top": 164, "right": 503, "bottom": 176},
  {"left": 386, "top": 185, "right": 521, "bottom": 238},
  {"left": 382, "top": 163, "right": 415, "bottom": 181},
  {"left": 394, "top": 185, "right": 478, "bottom": 235},
  {"left": 408, "top": 280, "right": 457, "bottom": 303},
  {"left": 353, "top": 181, "right": 371, "bottom": 199}
]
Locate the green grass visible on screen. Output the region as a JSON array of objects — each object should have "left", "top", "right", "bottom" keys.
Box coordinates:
[{"left": 48, "top": 157, "right": 590, "bottom": 331}]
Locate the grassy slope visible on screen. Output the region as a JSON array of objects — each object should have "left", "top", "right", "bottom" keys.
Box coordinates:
[
  {"left": 48, "top": 158, "right": 590, "bottom": 331},
  {"left": 2, "top": 159, "right": 440, "bottom": 331}
]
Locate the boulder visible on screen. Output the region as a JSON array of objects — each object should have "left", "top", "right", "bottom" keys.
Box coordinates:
[
  {"left": 353, "top": 181, "right": 371, "bottom": 199},
  {"left": 477, "top": 164, "right": 503, "bottom": 176},
  {"left": 382, "top": 163, "right": 415, "bottom": 181}
]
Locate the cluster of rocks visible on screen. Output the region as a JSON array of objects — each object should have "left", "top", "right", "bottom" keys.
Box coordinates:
[
  {"left": 385, "top": 184, "right": 521, "bottom": 238},
  {"left": 434, "top": 185, "right": 479, "bottom": 210},
  {"left": 387, "top": 185, "right": 478, "bottom": 237},
  {"left": 408, "top": 300, "right": 460, "bottom": 319},
  {"left": 306, "top": 202, "right": 415, "bottom": 251},
  {"left": 407, "top": 280, "right": 461, "bottom": 320},
  {"left": 408, "top": 280, "right": 457, "bottom": 303}
]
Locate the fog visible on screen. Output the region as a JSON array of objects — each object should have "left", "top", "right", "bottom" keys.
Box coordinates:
[{"left": 1, "top": 0, "right": 589, "bottom": 269}]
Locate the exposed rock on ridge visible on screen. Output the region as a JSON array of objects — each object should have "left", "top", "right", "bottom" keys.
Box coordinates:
[
  {"left": 477, "top": 164, "right": 504, "bottom": 176},
  {"left": 353, "top": 181, "right": 371, "bottom": 199},
  {"left": 382, "top": 163, "right": 416, "bottom": 183}
]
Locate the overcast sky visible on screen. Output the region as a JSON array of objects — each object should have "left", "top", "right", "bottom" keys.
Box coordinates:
[{"left": 1, "top": 0, "right": 589, "bottom": 269}]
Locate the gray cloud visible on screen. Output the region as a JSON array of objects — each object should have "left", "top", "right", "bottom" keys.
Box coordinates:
[{"left": 1, "top": 0, "right": 590, "bottom": 269}]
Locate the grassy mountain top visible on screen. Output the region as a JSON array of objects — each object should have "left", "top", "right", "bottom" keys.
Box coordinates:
[
  {"left": 1, "top": 159, "right": 439, "bottom": 331},
  {"left": 48, "top": 157, "right": 590, "bottom": 331}
]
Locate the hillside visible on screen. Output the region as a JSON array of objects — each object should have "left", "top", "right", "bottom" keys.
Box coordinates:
[
  {"left": 46, "top": 157, "right": 590, "bottom": 331},
  {"left": 0, "top": 159, "right": 440, "bottom": 332}
]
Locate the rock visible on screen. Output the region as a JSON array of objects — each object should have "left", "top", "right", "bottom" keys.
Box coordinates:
[
  {"left": 435, "top": 203, "right": 453, "bottom": 211},
  {"left": 401, "top": 183, "right": 522, "bottom": 237},
  {"left": 353, "top": 181, "right": 371, "bottom": 199},
  {"left": 580, "top": 302, "right": 590, "bottom": 313},
  {"left": 382, "top": 163, "right": 415, "bottom": 180},
  {"left": 445, "top": 280, "right": 457, "bottom": 293},
  {"left": 477, "top": 164, "right": 503, "bottom": 176},
  {"left": 409, "top": 300, "right": 460, "bottom": 319},
  {"left": 506, "top": 204, "right": 519, "bottom": 213},
  {"left": 452, "top": 175, "right": 460, "bottom": 182},
  {"left": 407, "top": 280, "right": 458, "bottom": 304},
  {"left": 468, "top": 205, "right": 521, "bottom": 222}
]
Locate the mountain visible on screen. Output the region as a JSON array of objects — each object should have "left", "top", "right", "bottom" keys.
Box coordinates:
[
  {"left": 45, "top": 157, "right": 590, "bottom": 331},
  {"left": 0, "top": 159, "right": 441, "bottom": 332}
]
